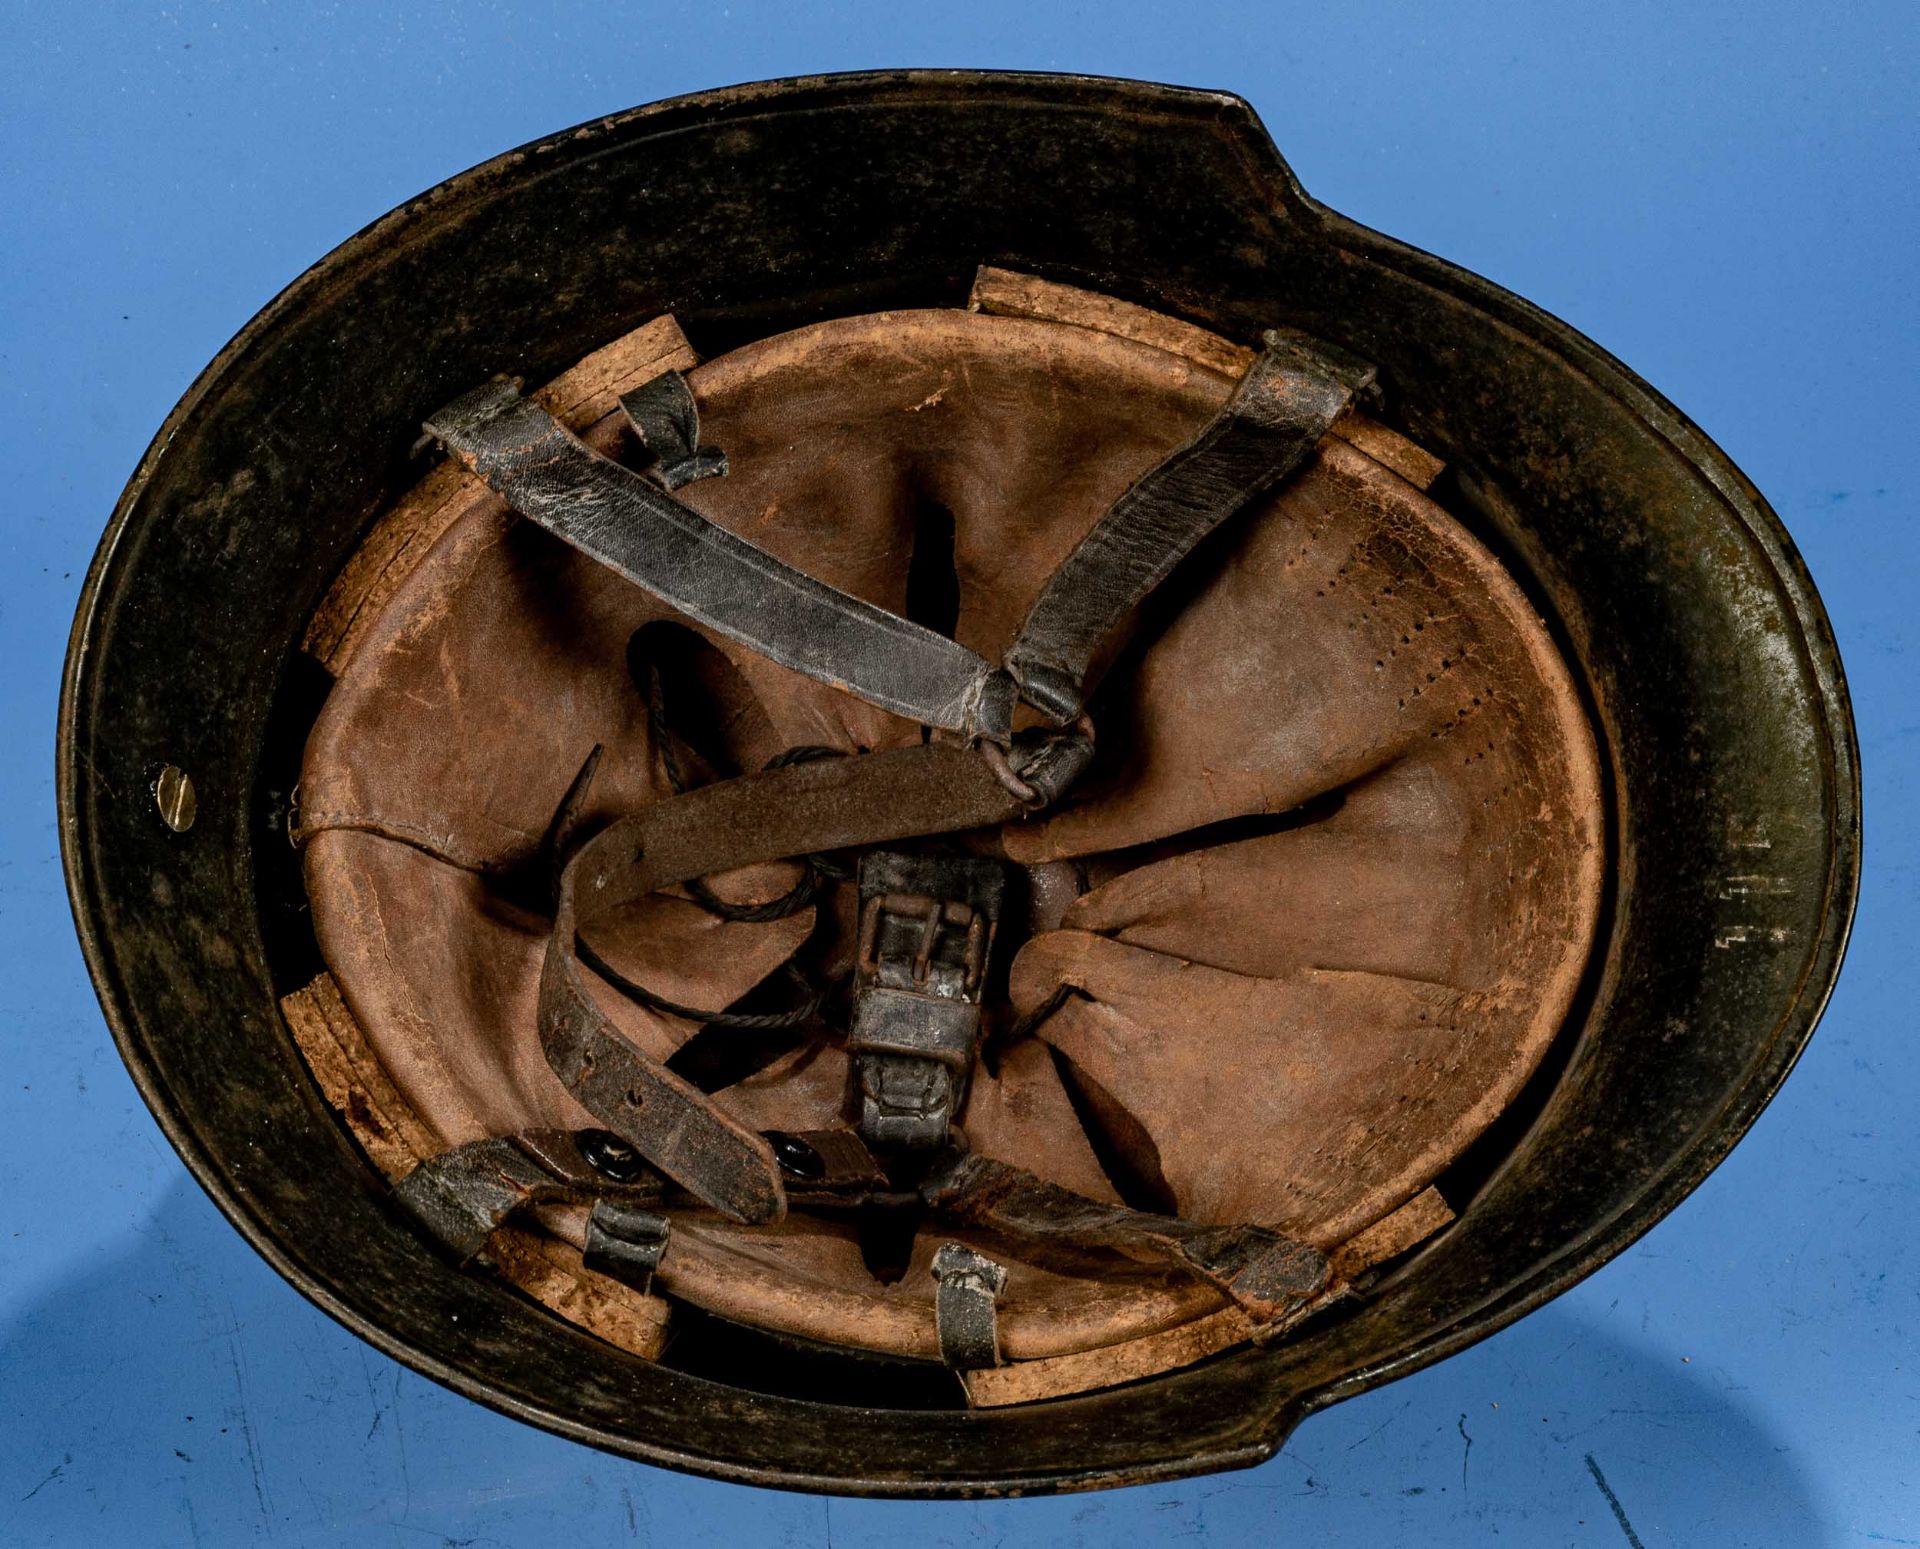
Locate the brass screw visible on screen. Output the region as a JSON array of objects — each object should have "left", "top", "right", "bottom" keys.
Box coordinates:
[{"left": 153, "top": 765, "right": 196, "bottom": 833}]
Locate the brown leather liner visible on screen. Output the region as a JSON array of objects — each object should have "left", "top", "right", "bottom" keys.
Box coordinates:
[{"left": 289, "top": 287, "right": 1601, "bottom": 1371}]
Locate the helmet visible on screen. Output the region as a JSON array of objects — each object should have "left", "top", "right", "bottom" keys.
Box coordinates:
[{"left": 62, "top": 72, "right": 1857, "bottom": 1495}]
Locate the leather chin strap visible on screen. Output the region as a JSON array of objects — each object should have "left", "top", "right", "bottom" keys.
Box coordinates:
[
  {"left": 542, "top": 744, "right": 1037, "bottom": 1223},
  {"left": 399, "top": 322, "right": 1372, "bottom": 1340}
]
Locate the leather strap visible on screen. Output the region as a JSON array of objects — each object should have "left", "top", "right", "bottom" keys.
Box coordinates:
[
  {"left": 393, "top": 1128, "right": 664, "bottom": 1262},
  {"left": 425, "top": 380, "right": 1014, "bottom": 740},
  {"left": 583, "top": 1201, "right": 672, "bottom": 1293},
  {"left": 1004, "top": 331, "right": 1374, "bottom": 724},
  {"left": 398, "top": 1122, "right": 1329, "bottom": 1331},
  {"left": 397, "top": 1123, "right": 895, "bottom": 1263},
  {"left": 931, "top": 1242, "right": 1009, "bottom": 1369},
  {"left": 427, "top": 329, "right": 1369, "bottom": 742},
  {"left": 921, "top": 1153, "right": 1330, "bottom": 1324},
  {"left": 542, "top": 744, "right": 1034, "bottom": 1223},
  {"left": 619, "top": 370, "right": 728, "bottom": 491}
]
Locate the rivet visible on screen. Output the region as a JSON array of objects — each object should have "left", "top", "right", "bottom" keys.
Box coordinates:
[
  {"left": 154, "top": 765, "right": 196, "bottom": 833},
  {"left": 579, "top": 1130, "right": 646, "bottom": 1183},
  {"left": 765, "top": 1130, "right": 825, "bottom": 1180}
]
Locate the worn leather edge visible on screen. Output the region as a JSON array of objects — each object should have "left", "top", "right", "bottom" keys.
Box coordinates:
[
  {"left": 969, "top": 266, "right": 1445, "bottom": 491},
  {"left": 303, "top": 313, "right": 699, "bottom": 671},
  {"left": 280, "top": 972, "right": 670, "bottom": 1360},
  {"left": 962, "top": 1187, "right": 1455, "bottom": 1407}
]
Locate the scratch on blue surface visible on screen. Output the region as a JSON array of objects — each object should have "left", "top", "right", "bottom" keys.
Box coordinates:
[
  {"left": 225, "top": 1324, "right": 273, "bottom": 1529},
  {"left": 1345, "top": 1398, "right": 1413, "bottom": 1452},
  {"left": 17, "top": 1453, "right": 69, "bottom": 1501},
  {"left": 390, "top": 1364, "right": 414, "bottom": 1520},
  {"left": 1584, "top": 1454, "right": 1648, "bottom": 1549},
  {"left": 621, "top": 1482, "right": 652, "bottom": 1545}
]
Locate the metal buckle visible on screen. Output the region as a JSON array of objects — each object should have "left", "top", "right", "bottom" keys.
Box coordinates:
[{"left": 847, "top": 853, "right": 1004, "bottom": 1151}]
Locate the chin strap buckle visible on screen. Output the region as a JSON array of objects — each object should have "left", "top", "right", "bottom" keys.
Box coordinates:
[{"left": 848, "top": 852, "right": 1004, "bottom": 1152}]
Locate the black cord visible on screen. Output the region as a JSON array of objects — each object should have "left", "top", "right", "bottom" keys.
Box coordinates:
[
  {"left": 577, "top": 942, "right": 826, "bottom": 1030},
  {"left": 578, "top": 727, "right": 853, "bottom": 1028}
]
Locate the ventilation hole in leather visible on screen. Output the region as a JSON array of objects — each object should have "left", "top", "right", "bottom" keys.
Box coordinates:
[
  {"left": 626, "top": 619, "right": 764, "bottom": 779},
  {"left": 855, "top": 1199, "right": 925, "bottom": 1286},
  {"left": 1049, "top": 1048, "right": 1180, "bottom": 1217},
  {"left": 903, "top": 499, "right": 960, "bottom": 640}
]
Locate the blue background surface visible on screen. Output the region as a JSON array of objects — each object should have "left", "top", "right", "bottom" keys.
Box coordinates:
[{"left": 3, "top": 3, "right": 1913, "bottom": 1544}]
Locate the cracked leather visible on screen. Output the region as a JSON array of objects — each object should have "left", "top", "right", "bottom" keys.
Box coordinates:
[
  {"left": 394, "top": 1129, "right": 665, "bottom": 1262},
  {"left": 921, "top": 1154, "right": 1329, "bottom": 1325}
]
